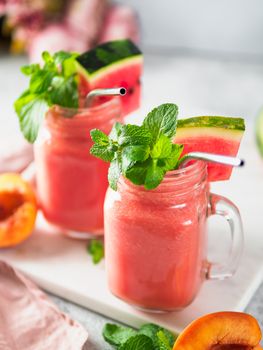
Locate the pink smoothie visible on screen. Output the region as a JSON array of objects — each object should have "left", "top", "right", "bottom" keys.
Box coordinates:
[
  {"left": 104, "top": 162, "right": 209, "bottom": 310},
  {"left": 34, "top": 98, "right": 122, "bottom": 235}
]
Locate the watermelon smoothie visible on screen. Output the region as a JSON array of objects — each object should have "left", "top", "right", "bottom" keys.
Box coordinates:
[
  {"left": 104, "top": 162, "right": 209, "bottom": 310},
  {"left": 104, "top": 160, "right": 244, "bottom": 311},
  {"left": 34, "top": 97, "right": 122, "bottom": 237}
]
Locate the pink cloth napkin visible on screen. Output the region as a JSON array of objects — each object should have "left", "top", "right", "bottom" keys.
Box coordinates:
[{"left": 0, "top": 261, "right": 88, "bottom": 350}]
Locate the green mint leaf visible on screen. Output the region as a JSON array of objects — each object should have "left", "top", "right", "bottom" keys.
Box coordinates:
[
  {"left": 53, "top": 51, "right": 79, "bottom": 77},
  {"left": 143, "top": 104, "right": 178, "bottom": 142},
  {"left": 163, "top": 144, "right": 184, "bottom": 171},
  {"left": 118, "top": 124, "right": 152, "bottom": 146},
  {"left": 145, "top": 160, "right": 165, "bottom": 190},
  {"left": 90, "top": 129, "right": 109, "bottom": 146},
  {"left": 119, "top": 334, "right": 154, "bottom": 350},
  {"left": 122, "top": 145, "right": 150, "bottom": 174},
  {"left": 50, "top": 75, "right": 78, "bottom": 108},
  {"left": 62, "top": 55, "right": 78, "bottom": 77},
  {"left": 90, "top": 144, "right": 115, "bottom": 162},
  {"left": 109, "top": 122, "right": 123, "bottom": 141},
  {"left": 14, "top": 89, "right": 32, "bottom": 115},
  {"left": 17, "top": 95, "right": 49, "bottom": 143},
  {"left": 87, "top": 239, "right": 104, "bottom": 264},
  {"left": 139, "top": 324, "right": 176, "bottom": 350},
  {"left": 123, "top": 145, "right": 150, "bottom": 162},
  {"left": 122, "top": 156, "right": 136, "bottom": 174},
  {"left": 53, "top": 51, "right": 73, "bottom": 65},
  {"left": 151, "top": 134, "right": 172, "bottom": 159},
  {"left": 29, "top": 70, "right": 55, "bottom": 94},
  {"left": 125, "top": 161, "right": 148, "bottom": 185},
  {"left": 103, "top": 324, "right": 137, "bottom": 347},
  {"left": 156, "top": 331, "right": 172, "bottom": 350},
  {"left": 108, "top": 155, "right": 122, "bottom": 190},
  {"left": 42, "top": 51, "right": 54, "bottom": 64},
  {"left": 21, "top": 64, "right": 40, "bottom": 76},
  {"left": 90, "top": 129, "right": 116, "bottom": 162},
  {"left": 139, "top": 324, "right": 161, "bottom": 339}
]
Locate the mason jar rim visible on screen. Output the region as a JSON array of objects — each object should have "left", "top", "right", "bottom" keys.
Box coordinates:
[
  {"left": 44, "top": 96, "right": 122, "bottom": 137},
  {"left": 165, "top": 160, "right": 206, "bottom": 178},
  {"left": 51, "top": 96, "right": 121, "bottom": 115}
]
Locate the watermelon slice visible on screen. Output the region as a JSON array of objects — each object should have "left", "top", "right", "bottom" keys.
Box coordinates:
[
  {"left": 76, "top": 39, "right": 143, "bottom": 116},
  {"left": 174, "top": 116, "right": 245, "bottom": 181}
]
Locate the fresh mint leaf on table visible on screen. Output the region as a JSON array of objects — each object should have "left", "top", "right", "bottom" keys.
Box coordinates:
[
  {"left": 102, "top": 323, "right": 177, "bottom": 350},
  {"left": 119, "top": 334, "right": 154, "bottom": 350},
  {"left": 156, "top": 331, "right": 173, "bottom": 350},
  {"left": 138, "top": 322, "right": 176, "bottom": 349},
  {"left": 14, "top": 50, "right": 79, "bottom": 143},
  {"left": 90, "top": 103, "right": 183, "bottom": 190},
  {"left": 103, "top": 324, "right": 137, "bottom": 346},
  {"left": 87, "top": 239, "right": 104, "bottom": 264}
]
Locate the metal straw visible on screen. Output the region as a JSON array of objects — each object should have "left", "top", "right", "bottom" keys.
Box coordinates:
[
  {"left": 178, "top": 152, "right": 245, "bottom": 168},
  {"left": 85, "top": 87, "right": 126, "bottom": 107}
]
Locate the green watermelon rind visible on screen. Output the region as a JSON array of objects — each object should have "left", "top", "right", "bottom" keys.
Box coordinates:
[
  {"left": 177, "top": 116, "right": 245, "bottom": 131},
  {"left": 76, "top": 55, "right": 143, "bottom": 82},
  {"left": 76, "top": 39, "right": 142, "bottom": 78}
]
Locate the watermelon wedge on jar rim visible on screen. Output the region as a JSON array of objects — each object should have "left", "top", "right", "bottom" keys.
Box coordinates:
[
  {"left": 76, "top": 39, "right": 143, "bottom": 116},
  {"left": 174, "top": 116, "right": 245, "bottom": 181}
]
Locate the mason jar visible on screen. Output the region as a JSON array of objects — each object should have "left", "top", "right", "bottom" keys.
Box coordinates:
[
  {"left": 34, "top": 97, "right": 122, "bottom": 238},
  {"left": 104, "top": 161, "right": 244, "bottom": 311}
]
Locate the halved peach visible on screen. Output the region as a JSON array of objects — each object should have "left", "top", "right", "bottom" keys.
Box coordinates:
[
  {"left": 173, "top": 312, "right": 262, "bottom": 350},
  {"left": 0, "top": 173, "right": 37, "bottom": 247}
]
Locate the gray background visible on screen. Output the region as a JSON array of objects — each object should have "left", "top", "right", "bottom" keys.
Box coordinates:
[{"left": 118, "top": 0, "right": 263, "bottom": 58}]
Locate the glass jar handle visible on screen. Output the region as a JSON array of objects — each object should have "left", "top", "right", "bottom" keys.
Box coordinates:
[{"left": 206, "top": 193, "right": 244, "bottom": 280}]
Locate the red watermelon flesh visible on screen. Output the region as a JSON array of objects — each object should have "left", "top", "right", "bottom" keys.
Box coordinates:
[
  {"left": 175, "top": 116, "right": 245, "bottom": 182},
  {"left": 76, "top": 39, "right": 143, "bottom": 116},
  {"left": 78, "top": 57, "right": 142, "bottom": 115}
]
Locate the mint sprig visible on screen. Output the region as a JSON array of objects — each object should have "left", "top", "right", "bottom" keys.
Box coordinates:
[
  {"left": 139, "top": 324, "right": 176, "bottom": 350},
  {"left": 87, "top": 239, "right": 104, "bottom": 264},
  {"left": 90, "top": 104, "right": 183, "bottom": 190},
  {"left": 103, "top": 324, "right": 137, "bottom": 346},
  {"left": 14, "top": 51, "right": 79, "bottom": 143},
  {"left": 103, "top": 322, "right": 177, "bottom": 350}
]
